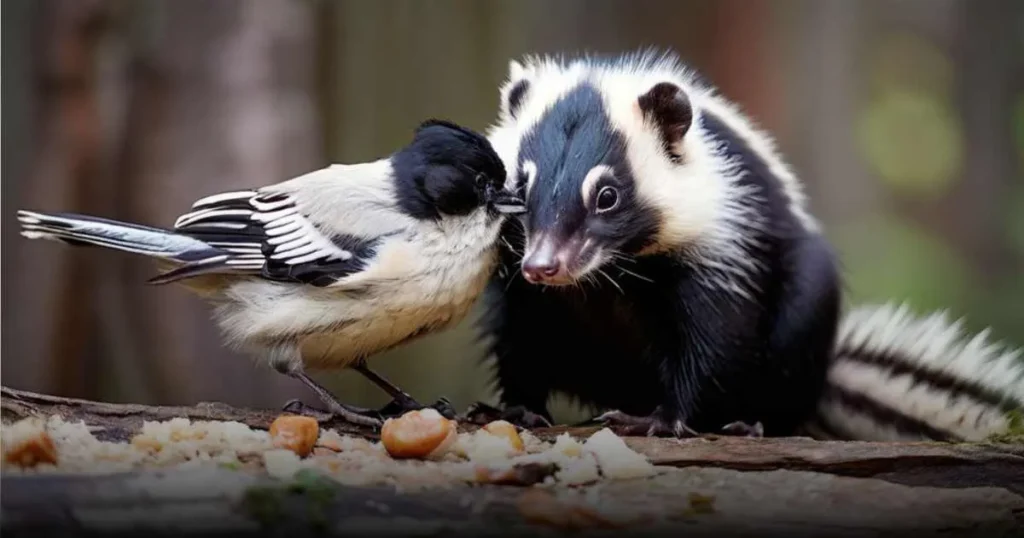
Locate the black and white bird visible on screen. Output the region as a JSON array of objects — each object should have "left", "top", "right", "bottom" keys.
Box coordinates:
[
  {"left": 17, "top": 118, "right": 525, "bottom": 428},
  {"left": 471, "top": 49, "right": 1024, "bottom": 442}
]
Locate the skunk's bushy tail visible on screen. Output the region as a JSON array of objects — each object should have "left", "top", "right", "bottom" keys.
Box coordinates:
[{"left": 803, "top": 302, "right": 1024, "bottom": 442}]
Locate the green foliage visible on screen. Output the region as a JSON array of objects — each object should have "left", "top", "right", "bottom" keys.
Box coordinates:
[
  {"left": 858, "top": 90, "right": 963, "bottom": 198},
  {"left": 1014, "top": 94, "right": 1024, "bottom": 173},
  {"left": 859, "top": 32, "right": 963, "bottom": 199},
  {"left": 832, "top": 213, "right": 970, "bottom": 314}
]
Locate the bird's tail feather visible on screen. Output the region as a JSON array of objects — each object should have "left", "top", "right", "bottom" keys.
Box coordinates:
[{"left": 16, "top": 209, "right": 230, "bottom": 285}]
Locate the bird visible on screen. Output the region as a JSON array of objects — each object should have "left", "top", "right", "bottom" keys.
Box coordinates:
[{"left": 16, "top": 118, "right": 526, "bottom": 429}]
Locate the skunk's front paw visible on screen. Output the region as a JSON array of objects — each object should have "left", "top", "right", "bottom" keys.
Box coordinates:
[
  {"left": 594, "top": 406, "right": 698, "bottom": 438},
  {"left": 462, "top": 402, "right": 552, "bottom": 428},
  {"left": 720, "top": 420, "right": 764, "bottom": 438}
]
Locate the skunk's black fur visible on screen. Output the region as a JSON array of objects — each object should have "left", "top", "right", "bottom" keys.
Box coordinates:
[{"left": 478, "top": 101, "right": 841, "bottom": 436}]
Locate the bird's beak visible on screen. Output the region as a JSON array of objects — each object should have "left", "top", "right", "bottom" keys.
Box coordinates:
[{"left": 489, "top": 190, "right": 527, "bottom": 215}]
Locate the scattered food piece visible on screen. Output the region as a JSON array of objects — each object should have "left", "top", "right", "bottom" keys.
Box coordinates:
[
  {"left": 1, "top": 412, "right": 662, "bottom": 492},
  {"left": 2, "top": 418, "right": 58, "bottom": 468},
  {"left": 554, "top": 452, "right": 601, "bottom": 486},
  {"left": 264, "top": 449, "right": 302, "bottom": 480},
  {"left": 473, "top": 462, "right": 558, "bottom": 486},
  {"left": 453, "top": 427, "right": 522, "bottom": 463},
  {"left": 379, "top": 408, "right": 458, "bottom": 460},
  {"left": 583, "top": 428, "right": 659, "bottom": 480},
  {"left": 482, "top": 420, "right": 524, "bottom": 452},
  {"left": 269, "top": 415, "right": 319, "bottom": 457},
  {"left": 550, "top": 432, "right": 584, "bottom": 457}
]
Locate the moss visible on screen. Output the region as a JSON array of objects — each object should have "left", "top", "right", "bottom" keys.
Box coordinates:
[
  {"left": 240, "top": 469, "right": 338, "bottom": 530},
  {"left": 985, "top": 409, "right": 1024, "bottom": 444},
  {"left": 682, "top": 492, "right": 716, "bottom": 516},
  {"left": 288, "top": 469, "right": 337, "bottom": 530},
  {"left": 240, "top": 485, "right": 287, "bottom": 527}
]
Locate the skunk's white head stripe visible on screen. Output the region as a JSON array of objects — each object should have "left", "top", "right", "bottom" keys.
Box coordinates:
[
  {"left": 581, "top": 165, "right": 613, "bottom": 210},
  {"left": 486, "top": 49, "right": 819, "bottom": 294}
]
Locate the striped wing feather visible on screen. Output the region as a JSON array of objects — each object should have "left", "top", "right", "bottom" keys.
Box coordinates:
[{"left": 157, "top": 189, "right": 369, "bottom": 286}]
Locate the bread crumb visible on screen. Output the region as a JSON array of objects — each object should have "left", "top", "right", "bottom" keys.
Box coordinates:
[
  {"left": 452, "top": 428, "right": 519, "bottom": 463},
  {"left": 554, "top": 452, "right": 601, "bottom": 486},
  {"left": 2, "top": 418, "right": 58, "bottom": 468},
  {"left": 481, "top": 420, "right": 524, "bottom": 452},
  {"left": 264, "top": 449, "right": 302, "bottom": 480},
  {"left": 582, "top": 428, "right": 658, "bottom": 480}
]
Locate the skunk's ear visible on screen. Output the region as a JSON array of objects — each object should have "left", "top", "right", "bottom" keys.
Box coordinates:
[
  {"left": 501, "top": 59, "right": 530, "bottom": 121},
  {"left": 638, "top": 81, "right": 693, "bottom": 163}
]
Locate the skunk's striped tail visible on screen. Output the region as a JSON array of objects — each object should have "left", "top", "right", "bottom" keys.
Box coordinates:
[
  {"left": 803, "top": 302, "right": 1024, "bottom": 442},
  {"left": 16, "top": 209, "right": 230, "bottom": 284}
]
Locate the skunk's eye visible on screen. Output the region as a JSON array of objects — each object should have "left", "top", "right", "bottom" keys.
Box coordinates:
[{"left": 595, "top": 186, "right": 619, "bottom": 213}]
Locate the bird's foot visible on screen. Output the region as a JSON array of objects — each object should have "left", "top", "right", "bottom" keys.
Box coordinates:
[
  {"left": 285, "top": 371, "right": 384, "bottom": 428},
  {"left": 720, "top": 420, "right": 765, "bottom": 438},
  {"left": 592, "top": 407, "right": 698, "bottom": 438},
  {"left": 281, "top": 398, "right": 383, "bottom": 429},
  {"left": 377, "top": 395, "right": 458, "bottom": 420},
  {"left": 462, "top": 402, "right": 553, "bottom": 428}
]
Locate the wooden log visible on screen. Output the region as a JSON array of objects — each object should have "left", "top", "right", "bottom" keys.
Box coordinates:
[{"left": 2, "top": 385, "right": 1023, "bottom": 537}]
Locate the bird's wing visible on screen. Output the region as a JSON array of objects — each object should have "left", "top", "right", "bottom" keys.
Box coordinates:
[{"left": 157, "top": 188, "right": 383, "bottom": 287}]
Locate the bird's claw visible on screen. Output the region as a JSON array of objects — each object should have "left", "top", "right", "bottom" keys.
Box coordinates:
[
  {"left": 593, "top": 408, "right": 698, "bottom": 438},
  {"left": 280, "top": 398, "right": 383, "bottom": 429},
  {"left": 377, "top": 395, "right": 458, "bottom": 420},
  {"left": 720, "top": 420, "right": 765, "bottom": 438},
  {"left": 462, "top": 402, "right": 553, "bottom": 428}
]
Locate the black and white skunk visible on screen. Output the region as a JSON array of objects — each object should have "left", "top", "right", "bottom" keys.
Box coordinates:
[{"left": 473, "top": 49, "right": 1024, "bottom": 442}]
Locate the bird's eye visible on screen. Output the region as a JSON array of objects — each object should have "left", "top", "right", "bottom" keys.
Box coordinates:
[{"left": 595, "top": 186, "right": 619, "bottom": 213}]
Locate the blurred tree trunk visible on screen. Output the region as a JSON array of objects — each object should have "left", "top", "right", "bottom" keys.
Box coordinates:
[
  {"left": 706, "top": 0, "right": 783, "bottom": 134},
  {"left": 3, "top": 0, "right": 111, "bottom": 399},
  {"left": 782, "top": 0, "right": 874, "bottom": 229},
  {"left": 4, "top": 0, "right": 325, "bottom": 408},
  {"left": 112, "top": 0, "right": 325, "bottom": 407}
]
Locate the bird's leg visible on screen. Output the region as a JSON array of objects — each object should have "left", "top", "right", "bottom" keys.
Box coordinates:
[
  {"left": 266, "top": 344, "right": 383, "bottom": 428},
  {"left": 283, "top": 372, "right": 383, "bottom": 428},
  {"left": 352, "top": 359, "right": 457, "bottom": 419}
]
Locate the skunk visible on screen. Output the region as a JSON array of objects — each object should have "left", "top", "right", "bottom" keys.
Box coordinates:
[{"left": 472, "top": 49, "right": 1023, "bottom": 442}]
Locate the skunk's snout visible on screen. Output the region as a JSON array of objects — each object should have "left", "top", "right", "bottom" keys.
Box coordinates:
[{"left": 521, "top": 234, "right": 578, "bottom": 285}]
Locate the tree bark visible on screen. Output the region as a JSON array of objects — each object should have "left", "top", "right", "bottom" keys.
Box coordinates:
[{"left": 3, "top": 385, "right": 1023, "bottom": 537}]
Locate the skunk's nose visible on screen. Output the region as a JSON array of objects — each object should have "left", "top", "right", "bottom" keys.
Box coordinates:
[
  {"left": 522, "top": 258, "right": 562, "bottom": 282},
  {"left": 521, "top": 236, "right": 567, "bottom": 284}
]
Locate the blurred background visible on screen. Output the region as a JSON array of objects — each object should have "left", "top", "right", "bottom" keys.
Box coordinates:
[{"left": 3, "top": 0, "right": 1022, "bottom": 424}]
